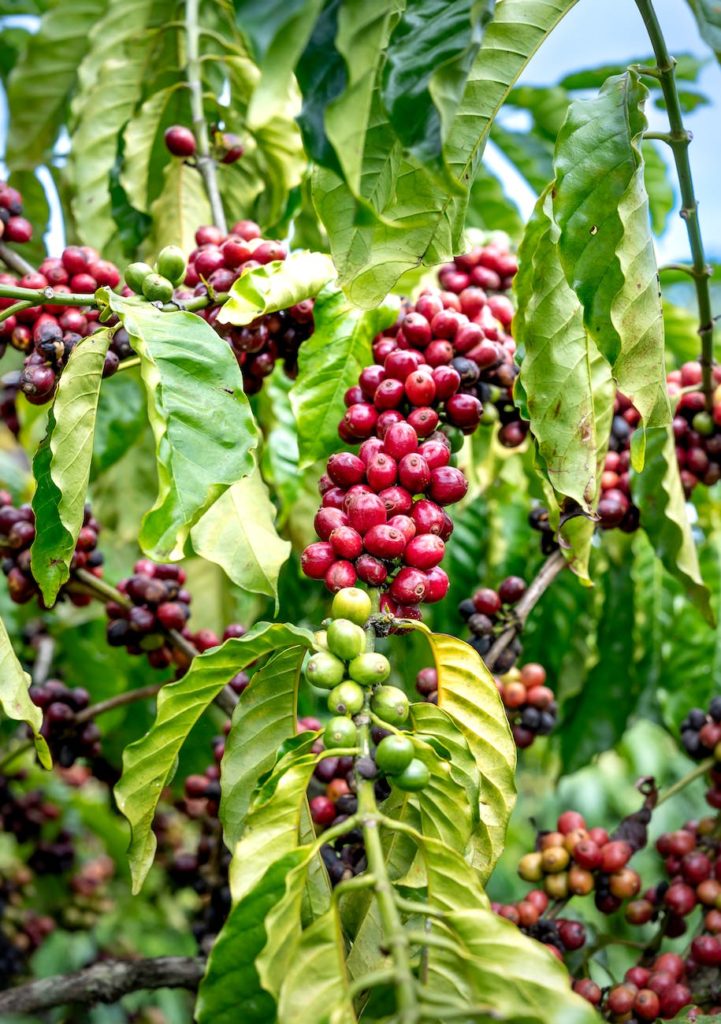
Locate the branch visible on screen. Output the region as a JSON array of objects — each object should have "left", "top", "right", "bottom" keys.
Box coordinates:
[
  {"left": 0, "top": 240, "right": 35, "bottom": 277},
  {"left": 0, "top": 956, "right": 205, "bottom": 1014},
  {"left": 185, "top": 0, "right": 227, "bottom": 232},
  {"left": 0, "top": 282, "right": 99, "bottom": 308},
  {"left": 76, "top": 683, "right": 164, "bottom": 723},
  {"left": 634, "top": 0, "right": 716, "bottom": 410},
  {"left": 484, "top": 550, "right": 567, "bottom": 672}
]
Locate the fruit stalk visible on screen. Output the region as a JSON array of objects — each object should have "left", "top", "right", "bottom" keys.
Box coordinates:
[
  {"left": 184, "top": 0, "right": 227, "bottom": 233},
  {"left": 634, "top": 0, "right": 716, "bottom": 410}
]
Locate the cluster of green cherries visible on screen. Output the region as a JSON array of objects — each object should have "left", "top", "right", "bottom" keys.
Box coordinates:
[
  {"left": 307, "top": 587, "right": 430, "bottom": 792},
  {"left": 125, "top": 245, "right": 187, "bottom": 303}
]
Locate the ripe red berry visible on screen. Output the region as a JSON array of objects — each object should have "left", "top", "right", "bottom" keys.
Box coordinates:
[
  {"left": 423, "top": 566, "right": 449, "bottom": 603},
  {"left": 383, "top": 421, "right": 418, "bottom": 460},
  {"left": 428, "top": 466, "right": 467, "bottom": 505},
  {"left": 691, "top": 934, "right": 721, "bottom": 966},
  {"left": 4, "top": 216, "right": 32, "bottom": 243},
  {"left": 355, "top": 554, "right": 388, "bottom": 586},
  {"left": 310, "top": 795, "right": 337, "bottom": 827},
  {"left": 389, "top": 567, "right": 428, "bottom": 605},
  {"left": 374, "top": 378, "right": 405, "bottom": 409},
  {"left": 314, "top": 507, "right": 348, "bottom": 540},
  {"left": 681, "top": 850, "right": 711, "bottom": 885},
  {"left": 378, "top": 486, "right": 413, "bottom": 517},
  {"left": 406, "top": 407, "right": 440, "bottom": 437},
  {"left": 329, "top": 526, "right": 363, "bottom": 560},
  {"left": 473, "top": 588, "right": 502, "bottom": 616},
  {"left": 401, "top": 312, "right": 432, "bottom": 347},
  {"left": 387, "top": 515, "right": 416, "bottom": 543},
  {"left": 498, "top": 576, "right": 527, "bottom": 605},
  {"left": 164, "top": 125, "right": 197, "bottom": 156},
  {"left": 324, "top": 560, "right": 357, "bottom": 592},
  {"left": 345, "top": 491, "right": 387, "bottom": 534},
  {"left": 398, "top": 453, "right": 431, "bottom": 494},
  {"left": 663, "top": 882, "right": 697, "bottom": 916},
  {"left": 327, "top": 452, "right": 366, "bottom": 488},
  {"left": 557, "top": 810, "right": 586, "bottom": 835},
  {"left": 384, "top": 349, "right": 422, "bottom": 381},
  {"left": 343, "top": 403, "right": 378, "bottom": 439},
  {"left": 417, "top": 439, "right": 450, "bottom": 470},
  {"left": 301, "top": 542, "right": 336, "bottom": 579},
  {"left": 445, "top": 393, "right": 482, "bottom": 431},
  {"left": 633, "top": 989, "right": 660, "bottom": 1021},
  {"left": 405, "top": 370, "right": 436, "bottom": 406},
  {"left": 404, "top": 534, "right": 444, "bottom": 570},
  {"left": 412, "top": 499, "right": 446, "bottom": 536},
  {"left": 363, "top": 524, "right": 406, "bottom": 560},
  {"left": 599, "top": 840, "right": 632, "bottom": 873},
  {"left": 557, "top": 919, "right": 585, "bottom": 950},
  {"left": 156, "top": 602, "right": 188, "bottom": 631},
  {"left": 366, "top": 453, "right": 398, "bottom": 491},
  {"left": 572, "top": 979, "right": 601, "bottom": 1006}
]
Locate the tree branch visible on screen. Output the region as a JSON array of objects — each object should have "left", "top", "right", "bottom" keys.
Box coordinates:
[
  {"left": 634, "top": 0, "right": 716, "bottom": 409},
  {"left": 0, "top": 956, "right": 205, "bottom": 1014},
  {"left": 484, "top": 550, "right": 567, "bottom": 672},
  {"left": 0, "top": 240, "right": 36, "bottom": 277}
]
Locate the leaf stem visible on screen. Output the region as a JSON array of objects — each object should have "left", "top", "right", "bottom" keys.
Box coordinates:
[
  {"left": 357, "top": 693, "right": 418, "bottom": 1022},
  {"left": 184, "top": 0, "right": 226, "bottom": 232},
  {"left": 0, "top": 241, "right": 36, "bottom": 277},
  {"left": 634, "top": 0, "right": 716, "bottom": 409},
  {"left": 484, "top": 550, "right": 566, "bottom": 671},
  {"left": 655, "top": 758, "right": 713, "bottom": 806}
]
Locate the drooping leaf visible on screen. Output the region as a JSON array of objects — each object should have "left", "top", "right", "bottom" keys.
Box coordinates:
[
  {"left": 6, "top": 0, "right": 108, "bottom": 167},
  {"left": 217, "top": 252, "right": 336, "bottom": 328},
  {"left": 115, "top": 622, "right": 314, "bottom": 892},
  {"left": 514, "top": 190, "right": 614, "bottom": 521},
  {"left": 686, "top": 0, "right": 721, "bottom": 63},
  {"left": 408, "top": 625, "right": 516, "bottom": 880},
  {"left": 91, "top": 372, "right": 147, "bottom": 477},
  {"left": 553, "top": 71, "right": 670, "bottom": 448},
  {"left": 191, "top": 465, "right": 291, "bottom": 604},
  {"left": 289, "top": 289, "right": 399, "bottom": 468},
  {"left": 220, "top": 645, "right": 305, "bottom": 848},
  {"left": 631, "top": 425, "right": 712, "bottom": 623},
  {"left": 104, "top": 293, "right": 258, "bottom": 561},
  {"left": 0, "top": 614, "right": 51, "bottom": 767},
  {"left": 121, "top": 84, "right": 188, "bottom": 215},
  {"left": 31, "top": 331, "right": 111, "bottom": 605}
]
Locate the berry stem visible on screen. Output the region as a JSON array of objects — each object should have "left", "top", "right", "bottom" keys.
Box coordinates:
[
  {"left": 0, "top": 240, "right": 36, "bottom": 277},
  {"left": 485, "top": 550, "right": 566, "bottom": 671},
  {"left": 0, "top": 299, "right": 34, "bottom": 323},
  {"left": 634, "top": 0, "right": 716, "bottom": 410},
  {"left": 655, "top": 757, "right": 714, "bottom": 806},
  {"left": 184, "top": 0, "right": 227, "bottom": 233},
  {"left": 357, "top": 693, "right": 419, "bottom": 1023}
]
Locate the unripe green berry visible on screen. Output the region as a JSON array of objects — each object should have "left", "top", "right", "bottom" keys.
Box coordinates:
[
  {"left": 125, "top": 261, "right": 154, "bottom": 293},
  {"left": 371, "top": 685, "right": 409, "bottom": 726},
  {"left": 693, "top": 410, "right": 714, "bottom": 436},
  {"left": 326, "top": 619, "right": 366, "bottom": 661},
  {"left": 324, "top": 716, "right": 358, "bottom": 749},
  {"left": 305, "top": 651, "right": 345, "bottom": 690},
  {"left": 348, "top": 652, "right": 391, "bottom": 686},
  {"left": 156, "top": 245, "right": 187, "bottom": 286},
  {"left": 375, "top": 734, "right": 414, "bottom": 775},
  {"left": 141, "top": 273, "right": 174, "bottom": 303},
  {"left": 327, "top": 681, "right": 365, "bottom": 716},
  {"left": 331, "top": 587, "right": 372, "bottom": 626},
  {"left": 393, "top": 758, "right": 430, "bottom": 792}
]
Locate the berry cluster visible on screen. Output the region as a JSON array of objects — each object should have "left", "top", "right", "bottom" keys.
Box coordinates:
[
  {"left": 177, "top": 224, "right": 315, "bottom": 394},
  {"left": 495, "top": 662, "right": 557, "bottom": 748},
  {"left": 29, "top": 680, "right": 100, "bottom": 768},
  {"left": 164, "top": 124, "right": 244, "bottom": 165},
  {"left": 0, "top": 494, "right": 103, "bottom": 606},
  {"left": 680, "top": 699, "right": 721, "bottom": 765},
  {"left": 492, "top": 887, "right": 588, "bottom": 961},
  {"left": 458, "top": 575, "right": 527, "bottom": 671},
  {"left": 591, "top": 953, "right": 697, "bottom": 1020},
  {"left": 0, "top": 247, "right": 124, "bottom": 406},
  {"left": 0, "top": 370, "right": 20, "bottom": 436},
  {"left": 0, "top": 181, "right": 33, "bottom": 245}
]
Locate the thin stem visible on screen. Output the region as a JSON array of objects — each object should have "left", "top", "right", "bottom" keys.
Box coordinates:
[
  {"left": 185, "top": 0, "right": 226, "bottom": 232},
  {"left": 116, "top": 356, "right": 141, "bottom": 373},
  {"left": 0, "top": 282, "right": 98, "bottom": 308},
  {"left": 357, "top": 696, "right": 418, "bottom": 1023},
  {"left": 76, "top": 684, "right": 163, "bottom": 724},
  {"left": 0, "top": 739, "right": 33, "bottom": 775},
  {"left": 634, "top": 0, "right": 716, "bottom": 409},
  {"left": 0, "top": 299, "right": 33, "bottom": 323},
  {"left": 655, "top": 758, "right": 713, "bottom": 806},
  {"left": 659, "top": 262, "right": 707, "bottom": 279},
  {"left": 484, "top": 550, "right": 567, "bottom": 671},
  {"left": 0, "top": 241, "right": 35, "bottom": 277}
]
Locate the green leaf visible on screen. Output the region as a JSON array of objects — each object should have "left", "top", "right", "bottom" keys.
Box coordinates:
[
  {"left": 145, "top": 160, "right": 212, "bottom": 255},
  {"left": 314, "top": 0, "right": 579, "bottom": 306},
  {"left": 631, "top": 425, "right": 712, "bottom": 623},
  {"left": 115, "top": 622, "right": 314, "bottom": 892},
  {"left": 686, "top": 0, "right": 721, "bottom": 63},
  {"left": 217, "top": 252, "right": 336, "bottom": 328},
  {"left": 220, "top": 645, "right": 305, "bottom": 848},
  {"left": 121, "top": 84, "right": 188, "bottom": 214},
  {"left": 191, "top": 465, "right": 291, "bottom": 604},
  {"left": 91, "top": 372, "right": 147, "bottom": 477},
  {"left": 294, "top": 0, "right": 346, "bottom": 175},
  {"left": 559, "top": 53, "right": 707, "bottom": 91},
  {"left": 553, "top": 71, "right": 670, "bottom": 446},
  {"left": 382, "top": 0, "right": 495, "bottom": 164},
  {"left": 409, "top": 626, "right": 516, "bottom": 881},
  {"left": 289, "top": 289, "right": 399, "bottom": 468},
  {"left": 0, "top": 614, "right": 51, "bottom": 768},
  {"left": 104, "top": 294, "right": 258, "bottom": 561},
  {"left": 6, "top": 0, "right": 108, "bottom": 167},
  {"left": 514, "top": 190, "right": 614, "bottom": 521},
  {"left": 642, "top": 139, "right": 675, "bottom": 236},
  {"left": 31, "top": 331, "right": 111, "bottom": 605}
]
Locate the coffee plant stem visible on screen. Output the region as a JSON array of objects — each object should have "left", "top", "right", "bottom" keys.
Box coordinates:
[
  {"left": 0, "top": 282, "right": 102, "bottom": 308},
  {"left": 357, "top": 701, "right": 419, "bottom": 1022},
  {"left": 655, "top": 757, "right": 714, "bottom": 806},
  {"left": 0, "top": 240, "right": 35, "bottom": 277},
  {"left": 116, "top": 356, "right": 142, "bottom": 373},
  {"left": 0, "top": 299, "right": 33, "bottom": 323},
  {"left": 485, "top": 550, "right": 566, "bottom": 671},
  {"left": 75, "top": 684, "right": 164, "bottom": 724},
  {"left": 185, "top": 0, "right": 227, "bottom": 233},
  {"left": 660, "top": 262, "right": 708, "bottom": 280},
  {"left": 634, "top": 0, "right": 716, "bottom": 409}
]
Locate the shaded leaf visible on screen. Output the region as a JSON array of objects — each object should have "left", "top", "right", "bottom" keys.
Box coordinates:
[
  {"left": 146, "top": 160, "right": 212, "bottom": 255},
  {"left": 277, "top": 902, "right": 356, "bottom": 1024},
  {"left": 0, "top": 614, "right": 51, "bottom": 767},
  {"left": 217, "top": 252, "right": 336, "bottom": 328},
  {"left": 91, "top": 372, "right": 147, "bottom": 477},
  {"left": 490, "top": 122, "right": 554, "bottom": 192},
  {"left": 686, "top": 0, "right": 721, "bottom": 63}
]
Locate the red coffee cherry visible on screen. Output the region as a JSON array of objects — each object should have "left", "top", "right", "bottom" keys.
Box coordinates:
[
  {"left": 164, "top": 125, "right": 197, "bottom": 157},
  {"left": 301, "top": 542, "right": 336, "bottom": 579},
  {"left": 389, "top": 567, "right": 428, "bottom": 605},
  {"left": 404, "top": 534, "right": 445, "bottom": 570}
]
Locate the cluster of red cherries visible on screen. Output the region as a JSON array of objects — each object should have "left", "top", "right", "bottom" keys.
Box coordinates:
[
  {"left": 0, "top": 182, "right": 33, "bottom": 245},
  {"left": 28, "top": 680, "right": 100, "bottom": 769},
  {"left": 457, "top": 576, "right": 527, "bottom": 670}
]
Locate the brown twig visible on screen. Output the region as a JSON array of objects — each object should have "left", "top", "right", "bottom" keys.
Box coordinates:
[
  {"left": 0, "top": 956, "right": 205, "bottom": 1014},
  {"left": 484, "top": 550, "right": 567, "bottom": 672},
  {"left": 0, "top": 240, "right": 35, "bottom": 277},
  {"left": 75, "top": 684, "right": 164, "bottom": 724}
]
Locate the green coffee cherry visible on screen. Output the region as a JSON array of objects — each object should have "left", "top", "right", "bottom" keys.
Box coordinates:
[
  {"left": 693, "top": 411, "right": 714, "bottom": 437},
  {"left": 327, "top": 681, "right": 365, "bottom": 716},
  {"left": 375, "top": 734, "right": 414, "bottom": 775},
  {"left": 156, "top": 245, "right": 187, "bottom": 286},
  {"left": 371, "top": 685, "right": 410, "bottom": 726},
  {"left": 141, "top": 273, "right": 174, "bottom": 303},
  {"left": 326, "top": 619, "right": 366, "bottom": 662},
  {"left": 348, "top": 652, "right": 391, "bottom": 687},
  {"left": 324, "top": 716, "right": 358, "bottom": 748},
  {"left": 331, "top": 587, "right": 372, "bottom": 626},
  {"left": 305, "top": 651, "right": 345, "bottom": 690},
  {"left": 393, "top": 758, "right": 430, "bottom": 792},
  {"left": 314, "top": 629, "right": 329, "bottom": 651},
  {"left": 125, "top": 261, "right": 154, "bottom": 293}
]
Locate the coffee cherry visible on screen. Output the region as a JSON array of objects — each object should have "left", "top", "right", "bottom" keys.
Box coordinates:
[
  {"left": 573, "top": 979, "right": 601, "bottom": 1006},
  {"left": 364, "top": 524, "right": 406, "bottom": 560},
  {"left": 633, "top": 989, "right": 660, "bottom": 1021},
  {"left": 518, "top": 852, "right": 543, "bottom": 882},
  {"left": 164, "top": 125, "right": 197, "bottom": 156},
  {"left": 310, "top": 795, "right": 337, "bottom": 827},
  {"left": 324, "top": 717, "right": 358, "bottom": 748},
  {"left": 325, "top": 561, "right": 358, "bottom": 592},
  {"left": 375, "top": 734, "right": 414, "bottom": 775},
  {"left": 393, "top": 758, "right": 430, "bottom": 792},
  {"left": 599, "top": 840, "right": 632, "bottom": 872},
  {"left": 473, "top": 588, "right": 502, "bottom": 616},
  {"left": 389, "top": 567, "right": 427, "bottom": 605},
  {"left": 141, "top": 273, "right": 174, "bottom": 303},
  {"left": 557, "top": 919, "right": 585, "bottom": 951},
  {"left": 331, "top": 587, "right": 372, "bottom": 626},
  {"left": 326, "top": 619, "right": 366, "bottom": 661},
  {"left": 607, "top": 984, "right": 637, "bottom": 1015},
  {"left": 348, "top": 653, "right": 391, "bottom": 686},
  {"left": 302, "top": 542, "right": 336, "bottom": 580},
  {"left": 327, "top": 681, "right": 365, "bottom": 716},
  {"left": 498, "top": 576, "right": 527, "bottom": 604},
  {"left": 305, "top": 651, "right": 345, "bottom": 690},
  {"left": 371, "top": 685, "right": 410, "bottom": 726},
  {"left": 156, "top": 245, "right": 187, "bottom": 285},
  {"left": 404, "top": 534, "right": 444, "bottom": 570},
  {"left": 427, "top": 466, "right": 468, "bottom": 505}
]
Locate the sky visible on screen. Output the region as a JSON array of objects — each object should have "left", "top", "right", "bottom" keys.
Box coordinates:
[{"left": 485, "top": 0, "right": 721, "bottom": 262}]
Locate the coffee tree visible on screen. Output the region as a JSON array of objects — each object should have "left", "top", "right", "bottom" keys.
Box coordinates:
[{"left": 0, "top": 0, "right": 719, "bottom": 1021}]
